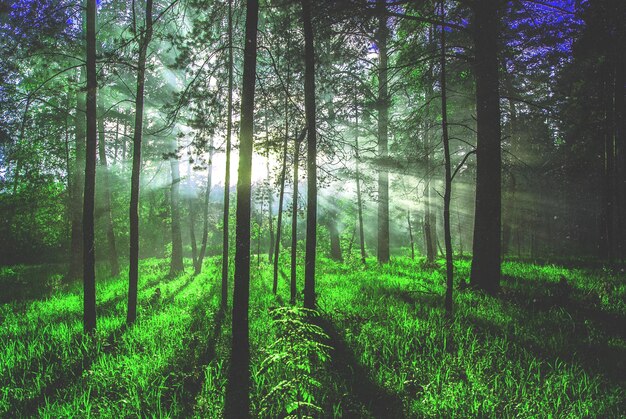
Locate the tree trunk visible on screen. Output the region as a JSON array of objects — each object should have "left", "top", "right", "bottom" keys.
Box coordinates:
[
  {"left": 440, "top": 1, "right": 454, "bottom": 318},
  {"left": 188, "top": 165, "right": 198, "bottom": 270},
  {"left": 354, "top": 88, "right": 366, "bottom": 264},
  {"left": 69, "top": 70, "right": 85, "bottom": 280},
  {"left": 272, "top": 115, "right": 289, "bottom": 294},
  {"left": 169, "top": 145, "right": 184, "bottom": 275},
  {"left": 328, "top": 210, "right": 343, "bottom": 262},
  {"left": 290, "top": 133, "right": 301, "bottom": 305},
  {"left": 196, "top": 146, "right": 213, "bottom": 274},
  {"left": 97, "top": 101, "right": 120, "bottom": 277},
  {"left": 302, "top": 0, "right": 317, "bottom": 310},
  {"left": 225, "top": 0, "right": 258, "bottom": 416},
  {"left": 83, "top": 0, "right": 97, "bottom": 334},
  {"left": 221, "top": 0, "right": 234, "bottom": 308},
  {"left": 407, "top": 210, "right": 415, "bottom": 260},
  {"left": 127, "top": 0, "right": 153, "bottom": 325},
  {"left": 377, "top": 0, "right": 390, "bottom": 264},
  {"left": 469, "top": 0, "right": 502, "bottom": 295}
]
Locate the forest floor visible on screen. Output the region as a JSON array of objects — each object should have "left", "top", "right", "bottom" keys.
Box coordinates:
[{"left": 1, "top": 256, "right": 624, "bottom": 417}]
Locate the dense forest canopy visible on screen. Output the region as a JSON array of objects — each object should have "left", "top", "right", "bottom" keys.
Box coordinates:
[{"left": 0, "top": 0, "right": 625, "bottom": 417}]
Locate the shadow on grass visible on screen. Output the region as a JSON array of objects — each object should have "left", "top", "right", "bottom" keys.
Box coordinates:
[
  {"left": 12, "top": 274, "right": 195, "bottom": 416},
  {"left": 316, "top": 316, "right": 405, "bottom": 418},
  {"left": 175, "top": 306, "right": 225, "bottom": 416}
]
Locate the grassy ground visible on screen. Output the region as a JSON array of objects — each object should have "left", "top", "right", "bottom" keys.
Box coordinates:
[{"left": 0, "top": 256, "right": 624, "bottom": 417}]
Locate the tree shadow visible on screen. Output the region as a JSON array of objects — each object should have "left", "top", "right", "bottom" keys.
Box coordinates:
[
  {"left": 316, "top": 316, "right": 406, "bottom": 418},
  {"left": 173, "top": 305, "right": 226, "bottom": 416}
]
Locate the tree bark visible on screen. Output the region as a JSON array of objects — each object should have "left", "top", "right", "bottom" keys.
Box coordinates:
[
  {"left": 272, "top": 116, "right": 289, "bottom": 294},
  {"left": 469, "top": 0, "right": 502, "bottom": 295},
  {"left": 69, "top": 70, "right": 85, "bottom": 280},
  {"left": 196, "top": 146, "right": 213, "bottom": 274},
  {"left": 97, "top": 101, "right": 120, "bottom": 277},
  {"left": 354, "top": 88, "right": 366, "bottom": 264},
  {"left": 225, "top": 0, "right": 258, "bottom": 416},
  {"left": 127, "top": 0, "right": 153, "bottom": 325},
  {"left": 407, "top": 210, "right": 415, "bottom": 260},
  {"left": 377, "top": 0, "right": 390, "bottom": 264},
  {"left": 302, "top": 0, "right": 317, "bottom": 310},
  {"left": 221, "top": 0, "right": 234, "bottom": 308},
  {"left": 83, "top": 0, "right": 97, "bottom": 334},
  {"left": 169, "top": 144, "right": 184, "bottom": 275},
  {"left": 440, "top": 1, "right": 454, "bottom": 317},
  {"left": 290, "top": 133, "right": 301, "bottom": 305},
  {"left": 188, "top": 165, "right": 198, "bottom": 270}
]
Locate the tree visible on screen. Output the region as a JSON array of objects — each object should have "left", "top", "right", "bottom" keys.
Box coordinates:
[
  {"left": 83, "top": 0, "right": 97, "bottom": 334},
  {"left": 469, "top": 0, "right": 502, "bottom": 295},
  {"left": 439, "top": 0, "right": 453, "bottom": 317},
  {"left": 225, "top": 0, "right": 258, "bottom": 416},
  {"left": 221, "top": 0, "right": 234, "bottom": 308},
  {"left": 169, "top": 141, "right": 184, "bottom": 276},
  {"left": 376, "top": 0, "right": 390, "bottom": 264},
  {"left": 127, "top": 0, "right": 154, "bottom": 325},
  {"left": 302, "top": 0, "right": 317, "bottom": 310}
]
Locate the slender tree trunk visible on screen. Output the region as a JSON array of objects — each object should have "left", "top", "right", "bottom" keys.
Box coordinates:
[
  {"left": 456, "top": 204, "right": 463, "bottom": 257},
  {"left": 273, "top": 122, "right": 289, "bottom": 294},
  {"left": 302, "top": 0, "right": 317, "bottom": 309},
  {"left": 377, "top": 0, "right": 390, "bottom": 264},
  {"left": 70, "top": 71, "right": 85, "bottom": 280},
  {"left": 290, "top": 133, "right": 301, "bottom": 305},
  {"left": 127, "top": 0, "right": 153, "bottom": 325},
  {"left": 188, "top": 165, "right": 198, "bottom": 270},
  {"left": 196, "top": 146, "right": 213, "bottom": 274},
  {"left": 97, "top": 101, "right": 120, "bottom": 277},
  {"left": 440, "top": 2, "right": 454, "bottom": 317},
  {"left": 169, "top": 145, "right": 184, "bottom": 275},
  {"left": 407, "top": 210, "right": 415, "bottom": 260},
  {"left": 328, "top": 210, "right": 343, "bottom": 261},
  {"left": 221, "top": 0, "right": 234, "bottom": 309},
  {"left": 469, "top": 0, "right": 502, "bottom": 295},
  {"left": 83, "top": 0, "right": 97, "bottom": 333},
  {"left": 12, "top": 98, "right": 31, "bottom": 194},
  {"left": 225, "top": 0, "right": 258, "bottom": 415},
  {"left": 354, "top": 88, "right": 366, "bottom": 264},
  {"left": 266, "top": 115, "right": 275, "bottom": 264}
]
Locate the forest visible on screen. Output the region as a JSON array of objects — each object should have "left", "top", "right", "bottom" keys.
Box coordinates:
[{"left": 0, "top": 0, "right": 624, "bottom": 416}]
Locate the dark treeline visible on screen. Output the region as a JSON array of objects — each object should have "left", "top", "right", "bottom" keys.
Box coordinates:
[{"left": 0, "top": 0, "right": 624, "bottom": 415}]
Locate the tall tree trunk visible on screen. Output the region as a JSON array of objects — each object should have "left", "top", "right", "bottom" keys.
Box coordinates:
[
  {"left": 469, "top": 0, "right": 502, "bottom": 295},
  {"left": 221, "top": 0, "right": 234, "bottom": 308},
  {"left": 225, "top": 0, "right": 258, "bottom": 416},
  {"left": 169, "top": 144, "right": 184, "bottom": 275},
  {"left": 440, "top": 2, "right": 454, "bottom": 318},
  {"left": 83, "top": 0, "right": 97, "bottom": 333},
  {"left": 354, "top": 88, "right": 366, "bottom": 264},
  {"left": 327, "top": 210, "right": 343, "bottom": 262},
  {"left": 272, "top": 116, "right": 289, "bottom": 294},
  {"left": 188, "top": 165, "right": 198, "bottom": 270},
  {"left": 267, "top": 161, "right": 275, "bottom": 263},
  {"left": 377, "top": 0, "right": 390, "bottom": 264},
  {"left": 70, "top": 70, "right": 85, "bottom": 280},
  {"left": 97, "top": 101, "right": 120, "bottom": 277},
  {"left": 290, "top": 133, "right": 301, "bottom": 305},
  {"left": 196, "top": 146, "right": 213, "bottom": 274},
  {"left": 127, "top": 0, "right": 153, "bottom": 325},
  {"left": 302, "top": 0, "right": 317, "bottom": 310},
  {"left": 407, "top": 210, "right": 415, "bottom": 260}
]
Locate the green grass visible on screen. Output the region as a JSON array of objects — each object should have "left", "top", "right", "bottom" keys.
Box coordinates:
[{"left": 1, "top": 256, "right": 624, "bottom": 417}]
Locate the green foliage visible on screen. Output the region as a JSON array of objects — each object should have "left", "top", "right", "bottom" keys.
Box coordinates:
[
  {"left": 258, "top": 307, "right": 331, "bottom": 418},
  {"left": 1, "top": 257, "right": 624, "bottom": 417}
]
